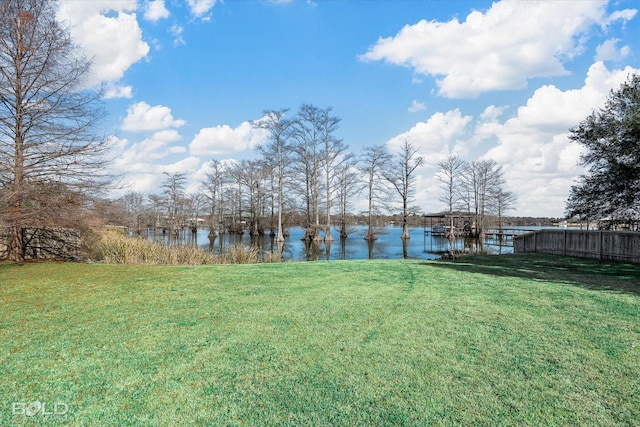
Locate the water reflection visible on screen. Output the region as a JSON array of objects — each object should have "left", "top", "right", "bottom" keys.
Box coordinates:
[{"left": 138, "top": 225, "right": 515, "bottom": 261}]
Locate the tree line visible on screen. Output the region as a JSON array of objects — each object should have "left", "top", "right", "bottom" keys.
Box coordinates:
[
  {"left": 119, "top": 104, "right": 425, "bottom": 244},
  {"left": 116, "top": 104, "right": 518, "bottom": 246}
]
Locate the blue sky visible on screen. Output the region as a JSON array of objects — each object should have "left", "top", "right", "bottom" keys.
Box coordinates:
[{"left": 57, "top": 0, "right": 639, "bottom": 217}]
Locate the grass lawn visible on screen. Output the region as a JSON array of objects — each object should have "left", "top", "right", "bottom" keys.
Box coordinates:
[{"left": 1, "top": 254, "right": 639, "bottom": 426}]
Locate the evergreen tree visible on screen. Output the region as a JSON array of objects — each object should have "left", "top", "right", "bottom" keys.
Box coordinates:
[{"left": 566, "top": 74, "right": 640, "bottom": 224}]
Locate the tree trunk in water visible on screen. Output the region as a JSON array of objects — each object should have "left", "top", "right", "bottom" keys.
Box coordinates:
[
  {"left": 276, "top": 181, "right": 284, "bottom": 242},
  {"left": 312, "top": 227, "right": 322, "bottom": 242},
  {"left": 364, "top": 231, "right": 377, "bottom": 241},
  {"left": 340, "top": 222, "right": 348, "bottom": 238},
  {"left": 401, "top": 223, "right": 410, "bottom": 240},
  {"left": 325, "top": 226, "right": 334, "bottom": 242}
]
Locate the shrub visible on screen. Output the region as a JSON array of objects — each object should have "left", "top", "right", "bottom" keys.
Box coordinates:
[
  {"left": 222, "top": 243, "right": 261, "bottom": 264},
  {"left": 96, "top": 231, "right": 218, "bottom": 265},
  {"left": 95, "top": 231, "right": 283, "bottom": 265}
]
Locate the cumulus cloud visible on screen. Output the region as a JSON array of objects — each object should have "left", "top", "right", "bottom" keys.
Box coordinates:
[
  {"left": 111, "top": 134, "right": 200, "bottom": 194},
  {"left": 384, "top": 109, "right": 473, "bottom": 215},
  {"left": 58, "top": 0, "right": 149, "bottom": 88},
  {"left": 385, "top": 62, "right": 639, "bottom": 217},
  {"left": 360, "top": 0, "right": 634, "bottom": 98},
  {"left": 114, "top": 130, "right": 183, "bottom": 167},
  {"left": 121, "top": 102, "right": 186, "bottom": 132},
  {"left": 604, "top": 8, "right": 637, "bottom": 26},
  {"left": 187, "top": 0, "right": 217, "bottom": 18},
  {"left": 481, "top": 62, "right": 639, "bottom": 216},
  {"left": 162, "top": 156, "right": 201, "bottom": 175},
  {"left": 144, "top": 0, "right": 170, "bottom": 22},
  {"left": 386, "top": 109, "right": 472, "bottom": 164},
  {"left": 103, "top": 83, "right": 133, "bottom": 99},
  {"left": 595, "top": 39, "right": 631, "bottom": 62},
  {"left": 189, "top": 121, "right": 270, "bottom": 156}
]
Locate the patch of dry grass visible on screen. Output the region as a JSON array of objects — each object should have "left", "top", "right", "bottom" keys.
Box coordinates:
[{"left": 95, "top": 230, "right": 279, "bottom": 265}]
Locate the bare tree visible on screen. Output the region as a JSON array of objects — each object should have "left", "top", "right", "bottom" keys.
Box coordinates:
[
  {"left": 460, "top": 159, "right": 505, "bottom": 236},
  {"left": 319, "top": 106, "right": 345, "bottom": 242},
  {"left": 291, "top": 104, "right": 323, "bottom": 240},
  {"left": 359, "top": 145, "right": 393, "bottom": 241},
  {"left": 226, "top": 161, "right": 245, "bottom": 234},
  {"left": 161, "top": 172, "right": 187, "bottom": 235},
  {"left": 121, "top": 191, "right": 145, "bottom": 233},
  {"left": 263, "top": 158, "right": 277, "bottom": 236},
  {"left": 493, "top": 188, "right": 518, "bottom": 232},
  {"left": 200, "top": 159, "right": 228, "bottom": 237},
  {"left": 233, "top": 159, "right": 269, "bottom": 236},
  {"left": 188, "top": 193, "right": 203, "bottom": 232},
  {"left": 335, "top": 156, "right": 360, "bottom": 238},
  {"left": 254, "top": 109, "right": 293, "bottom": 242},
  {"left": 436, "top": 155, "right": 467, "bottom": 233},
  {"left": 0, "top": 0, "right": 112, "bottom": 260},
  {"left": 384, "top": 140, "right": 423, "bottom": 240},
  {"left": 148, "top": 194, "right": 164, "bottom": 229}
]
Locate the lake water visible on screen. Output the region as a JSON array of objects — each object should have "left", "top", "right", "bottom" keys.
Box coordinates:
[{"left": 143, "top": 225, "right": 518, "bottom": 261}]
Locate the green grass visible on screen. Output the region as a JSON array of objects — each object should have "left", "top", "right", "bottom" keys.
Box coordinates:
[{"left": 1, "top": 254, "right": 639, "bottom": 426}]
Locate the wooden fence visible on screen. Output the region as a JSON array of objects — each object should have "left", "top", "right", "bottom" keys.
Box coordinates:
[{"left": 513, "top": 229, "right": 640, "bottom": 263}]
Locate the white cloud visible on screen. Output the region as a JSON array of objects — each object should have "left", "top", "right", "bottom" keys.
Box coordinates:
[
  {"left": 385, "top": 110, "right": 473, "bottom": 216},
  {"left": 169, "top": 146, "right": 187, "bottom": 154},
  {"left": 110, "top": 134, "right": 200, "bottom": 195},
  {"left": 595, "top": 39, "right": 630, "bottom": 62},
  {"left": 187, "top": 0, "right": 217, "bottom": 18},
  {"left": 162, "top": 156, "right": 201, "bottom": 175},
  {"left": 189, "top": 121, "right": 270, "bottom": 156},
  {"left": 103, "top": 83, "right": 133, "bottom": 99},
  {"left": 58, "top": 1, "right": 149, "bottom": 88},
  {"left": 170, "top": 25, "right": 186, "bottom": 47},
  {"left": 408, "top": 100, "right": 426, "bottom": 113},
  {"left": 386, "top": 109, "right": 472, "bottom": 164},
  {"left": 360, "top": 0, "right": 632, "bottom": 98},
  {"left": 604, "top": 8, "right": 637, "bottom": 26},
  {"left": 385, "top": 62, "right": 639, "bottom": 217},
  {"left": 114, "top": 130, "right": 183, "bottom": 166},
  {"left": 121, "top": 102, "right": 186, "bottom": 132},
  {"left": 478, "top": 105, "right": 506, "bottom": 122},
  {"left": 144, "top": 0, "right": 170, "bottom": 22},
  {"left": 480, "top": 62, "right": 639, "bottom": 216}
]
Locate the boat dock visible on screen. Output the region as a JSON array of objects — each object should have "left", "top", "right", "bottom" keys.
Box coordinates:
[{"left": 482, "top": 228, "right": 537, "bottom": 239}]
